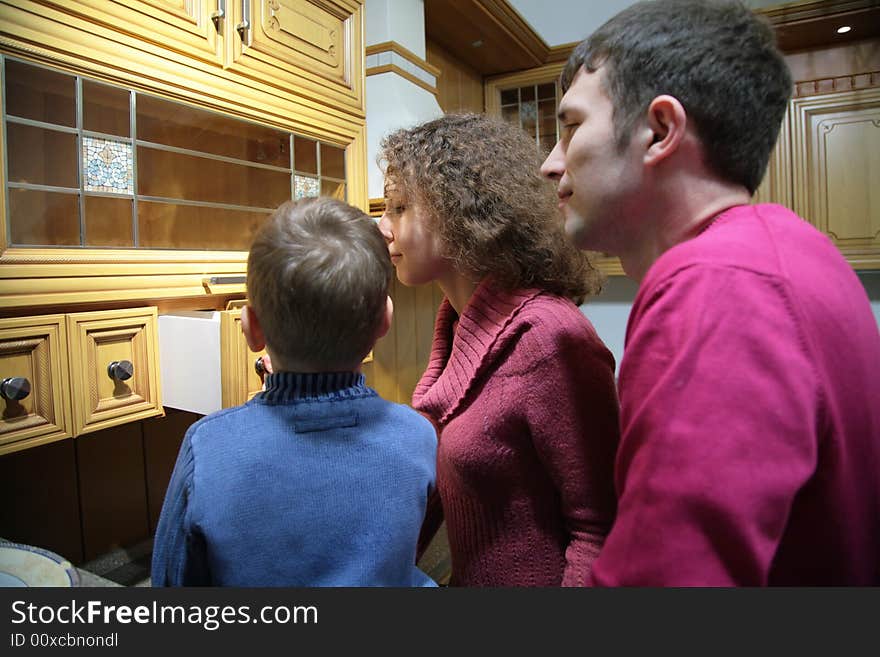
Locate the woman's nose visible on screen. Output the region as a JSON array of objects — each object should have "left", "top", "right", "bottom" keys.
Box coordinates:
[{"left": 377, "top": 214, "right": 393, "bottom": 243}]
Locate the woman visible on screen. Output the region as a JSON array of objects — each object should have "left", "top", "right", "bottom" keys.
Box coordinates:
[{"left": 378, "top": 114, "right": 620, "bottom": 586}]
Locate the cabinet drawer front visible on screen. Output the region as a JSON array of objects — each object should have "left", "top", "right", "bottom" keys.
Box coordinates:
[
  {"left": 220, "top": 309, "right": 266, "bottom": 408},
  {"left": 0, "top": 316, "right": 72, "bottom": 454},
  {"left": 67, "top": 307, "right": 163, "bottom": 435}
]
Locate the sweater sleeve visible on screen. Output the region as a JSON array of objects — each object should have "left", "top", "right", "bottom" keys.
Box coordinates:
[
  {"left": 150, "top": 431, "right": 210, "bottom": 586},
  {"left": 591, "top": 265, "right": 819, "bottom": 586},
  {"left": 524, "top": 318, "right": 620, "bottom": 586}
]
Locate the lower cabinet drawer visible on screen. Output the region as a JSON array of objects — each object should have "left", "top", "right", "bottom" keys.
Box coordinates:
[
  {"left": 158, "top": 309, "right": 266, "bottom": 415},
  {"left": 0, "top": 315, "right": 72, "bottom": 455},
  {"left": 67, "top": 307, "right": 164, "bottom": 436},
  {"left": 0, "top": 307, "right": 164, "bottom": 454}
]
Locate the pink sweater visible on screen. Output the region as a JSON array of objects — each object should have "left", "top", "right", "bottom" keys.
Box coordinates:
[
  {"left": 413, "top": 280, "right": 620, "bottom": 586},
  {"left": 592, "top": 204, "right": 880, "bottom": 585}
]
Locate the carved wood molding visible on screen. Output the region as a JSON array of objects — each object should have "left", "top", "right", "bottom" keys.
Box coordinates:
[{"left": 794, "top": 70, "right": 880, "bottom": 97}]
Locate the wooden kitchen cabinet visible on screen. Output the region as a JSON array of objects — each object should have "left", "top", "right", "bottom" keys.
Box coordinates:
[
  {"left": 0, "top": 0, "right": 367, "bottom": 563},
  {"left": 0, "top": 0, "right": 367, "bottom": 310}
]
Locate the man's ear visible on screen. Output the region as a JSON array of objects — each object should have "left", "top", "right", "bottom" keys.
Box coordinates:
[
  {"left": 375, "top": 296, "right": 393, "bottom": 340},
  {"left": 241, "top": 304, "right": 266, "bottom": 353},
  {"left": 644, "top": 94, "right": 687, "bottom": 166}
]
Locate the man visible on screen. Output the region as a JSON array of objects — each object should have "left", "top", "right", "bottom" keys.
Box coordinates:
[{"left": 542, "top": 0, "right": 880, "bottom": 585}]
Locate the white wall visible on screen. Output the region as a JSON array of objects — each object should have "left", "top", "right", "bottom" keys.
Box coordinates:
[{"left": 582, "top": 272, "right": 880, "bottom": 377}]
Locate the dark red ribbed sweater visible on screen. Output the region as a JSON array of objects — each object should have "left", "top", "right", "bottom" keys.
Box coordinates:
[{"left": 413, "top": 280, "right": 620, "bottom": 586}]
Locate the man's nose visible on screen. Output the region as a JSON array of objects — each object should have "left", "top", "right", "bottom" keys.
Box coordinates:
[{"left": 541, "top": 141, "right": 564, "bottom": 181}]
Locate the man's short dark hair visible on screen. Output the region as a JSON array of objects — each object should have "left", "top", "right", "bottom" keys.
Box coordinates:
[
  {"left": 247, "top": 197, "right": 391, "bottom": 370},
  {"left": 562, "top": 0, "right": 792, "bottom": 194}
]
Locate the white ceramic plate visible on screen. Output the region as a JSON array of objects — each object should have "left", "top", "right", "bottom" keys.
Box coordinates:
[{"left": 0, "top": 542, "right": 79, "bottom": 587}]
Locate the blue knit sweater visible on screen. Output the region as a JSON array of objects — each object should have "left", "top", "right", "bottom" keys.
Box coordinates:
[{"left": 151, "top": 371, "right": 437, "bottom": 586}]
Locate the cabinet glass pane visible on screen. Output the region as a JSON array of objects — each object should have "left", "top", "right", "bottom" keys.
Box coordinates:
[
  {"left": 137, "top": 95, "right": 289, "bottom": 167},
  {"left": 83, "top": 81, "right": 130, "bottom": 137},
  {"left": 500, "top": 82, "right": 559, "bottom": 153},
  {"left": 537, "top": 83, "right": 556, "bottom": 100},
  {"left": 521, "top": 101, "right": 537, "bottom": 140},
  {"left": 321, "top": 143, "right": 345, "bottom": 179},
  {"left": 500, "top": 88, "right": 518, "bottom": 105},
  {"left": 9, "top": 189, "right": 79, "bottom": 246},
  {"left": 7, "top": 124, "right": 78, "bottom": 188},
  {"left": 294, "top": 136, "right": 318, "bottom": 174},
  {"left": 137, "top": 146, "right": 289, "bottom": 208},
  {"left": 2, "top": 58, "right": 352, "bottom": 250},
  {"left": 502, "top": 104, "right": 519, "bottom": 126},
  {"left": 84, "top": 196, "right": 134, "bottom": 247},
  {"left": 138, "top": 202, "right": 269, "bottom": 250},
  {"left": 4, "top": 59, "right": 75, "bottom": 127},
  {"left": 321, "top": 180, "right": 345, "bottom": 201},
  {"left": 538, "top": 99, "right": 558, "bottom": 156}
]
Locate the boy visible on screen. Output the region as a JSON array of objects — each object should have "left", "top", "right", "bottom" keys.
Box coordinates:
[{"left": 151, "top": 197, "right": 437, "bottom": 586}]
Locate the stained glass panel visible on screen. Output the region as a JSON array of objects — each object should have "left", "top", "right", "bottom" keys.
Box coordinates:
[
  {"left": 83, "top": 137, "right": 133, "bottom": 194},
  {"left": 294, "top": 176, "right": 320, "bottom": 199}
]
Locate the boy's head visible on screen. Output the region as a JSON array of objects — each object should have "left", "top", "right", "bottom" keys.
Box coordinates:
[
  {"left": 561, "top": 0, "right": 792, "bottom": 195},
  {"left": 244, "top": 197, "right": 392, "bottom": 372}
]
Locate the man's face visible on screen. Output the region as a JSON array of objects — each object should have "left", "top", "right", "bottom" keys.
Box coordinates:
[{"left": 541, "top": 66, "right": 643, "bottom": 253}]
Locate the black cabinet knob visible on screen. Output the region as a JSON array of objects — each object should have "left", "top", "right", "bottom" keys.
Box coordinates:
[
  {"left": 107, "top": 360, "right": 134, "bottom": 381},
  {"left": 254, "top": 356, "right": 266, "bottom": 377},
  {"left": 0, "top": 377, "right": 31, "bottom": 401}
]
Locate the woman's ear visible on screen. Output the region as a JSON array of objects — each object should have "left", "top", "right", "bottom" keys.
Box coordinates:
[
  {"left": 644, "top": 94, "right": 687, "bottom": 166},
  {"left": 241, "top": 304, "right": 266, "bottom": 353}
]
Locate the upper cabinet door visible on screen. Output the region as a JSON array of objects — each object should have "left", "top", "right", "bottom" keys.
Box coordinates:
[
  {"left": 227, "top": 0, "right": 364, "bottom": 112},
  {"left": 791, "top": 87, "right": 880, "bottom": 271},
  {"left": 35, "top": 0, "right": 223, "bottom": 65}
]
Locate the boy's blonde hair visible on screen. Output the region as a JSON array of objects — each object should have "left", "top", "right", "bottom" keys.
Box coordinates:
[{"left": 247, "top": 197, "right": 392, "bottom": 370}]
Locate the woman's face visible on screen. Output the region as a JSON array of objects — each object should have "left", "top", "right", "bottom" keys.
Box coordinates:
[{"left": 378, "top": 182, "right": 450, "bottom": 287}]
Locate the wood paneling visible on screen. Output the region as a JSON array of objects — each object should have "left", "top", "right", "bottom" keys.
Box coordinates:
[
  {"left": 76, "top": 422, "right": 150, "bottom": 561},
  {"left": 425, "top": 0, "right": 880, "bottom": 78},
  {"left": 426, "top": 40, "right": 484, "bottom": 113},
  {"left": 0, "top": 438, "right": 83, "bottom": 563},
  {"left": 424, "top": 0, "right": 546, "bottom": 76},
  {"left": 366, "top": 276, "right": 443, "bottom": 406},
  {"left": 759, "top": 1, "right": 880, "bottom": 53},
  {"left": 785, "top": 39, "right": 880, "bottom": 95}
]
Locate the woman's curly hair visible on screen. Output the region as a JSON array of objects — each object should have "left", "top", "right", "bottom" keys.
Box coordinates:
[{"left": 379, "top": 113, "right": 603, "bottom": 304}]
